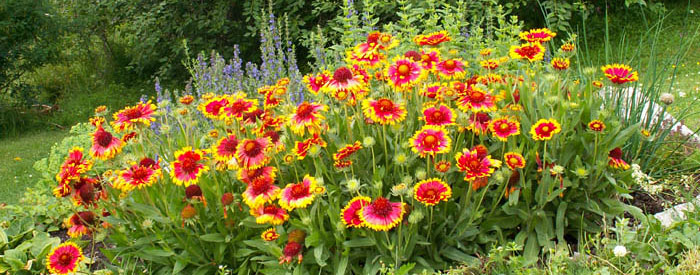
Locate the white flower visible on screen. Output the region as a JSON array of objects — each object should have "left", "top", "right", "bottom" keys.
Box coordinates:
[{"left": 613, "top": 245, "right": 628, "bottom": 257}]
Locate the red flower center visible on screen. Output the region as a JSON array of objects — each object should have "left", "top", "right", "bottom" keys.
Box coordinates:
[
  {"left": 609, "top": 148, "right": 623, "bottom": 159},
  {"left": 140, "top": 158, "right": 156, "bottom": 167},
  {"left": 180, "top": 155, "right": 199, "bottom": 173},
  {"left": 96, "top": 130, "right": 113, "bottom": 147},
  {"left": 470, "top": 91, "right": 485, "bottom": 102},
  {"left": 131, "top": 167, "right": 150, "bottom": 182},
  {"left": 397, "top": 64, "right": 410, "bottom": 75},
  {"left": 444, "top": 60, "right": 456, "bottom": 70},
  {"left": 230, "top": 101, "right": 248, "bottom": 113},
  {"left": 123, "top": 108, "right": 143, "bottom": 120},
  {"left": 431, "top": 111, "right": 444, "bottom": 121},
  {"left": 314, "top": 77, "right": 324, "bottom": 85},
  {"left": 58, "top": 252, "right": 73, "bottom": 266},
  {"left": 499, "top": 123, "right": 510, "bottom": 131},
  {"left": 371, "top": 197, "right": 393, "bottom": 217},
  {"left": 244, "top": 140, "right": 261, "bottom": 155},
  {"left": 333, "top": 67, "right": 354, "bottom": 83},
  {"left": 263, "top": 205, "right": 278, "bottom": 214},
  {"left": 251, "top": 179, "right": 272, "bottom": 195},
  {"left": 423, "top": 134, "right": 437, "bottom": 147},
  {"left": 290, "top": 183, "right": 309, "bottom": 199},
  {"left": 377, "top": 99, "right": 395, "bottom": 112},
  {"left": 424, "top": 188, "right": 437, "bottom": 198},
  {"left": 421, "top": 54, "right": 430, "bottom": 61},
  {"left": 468, "top": 159, "right": 482, "bottom": 170},
  {"left": 296, "top": 103, "right": 314, "bottom": 118},
  {"left": 264, "top": 131, "right": 280, "bottom": 143},
  {"left": 283, "top": 241, "right": 302, "bottom": 257},
  {"left": 221, "top": 138, "right": 238, "bottom": 153}
]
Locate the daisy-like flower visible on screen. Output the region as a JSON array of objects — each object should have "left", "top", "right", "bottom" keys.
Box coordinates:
[
  {"left": 111, "top": 101, "right": 157, "bottom": 132},
  {"left": 467, "top": 112, "right": 492, "bottom": 135},
  {"left": 60, "top": 147, "right": 93, "bottom": 174},
  {"left": 561, "top": 43, "right": 576, "bottom": 52},
  {"left": 386, "top": 57, "right": 426, "bottom": 91},
  {"left": 279, "top": 175, "right": 318, "bottom": 211},
  {"left": 480, "top": 48, "right": 493, "bottom": 56},
  {"left": 409, "top": 125, "right": 452, "bottom": 158},
  {"left": 477, "top": 73, "right": 505, "bottom": 85},
  {"left": 71, "top": 177, "right": 102, "bottom": 207},
  {"left": 551, "top": 57, "right": 570, "bottom": 70},
  {"left": 333, "top": 141, "right": 362, "bottom": 161},
  {"left": 608, "top": 147, "right": 630, "bottom": 170},
  {"left": 489, "top": 117, "right": 520, "bottom": 141},
  {"left": 601, "top": 64, "right": 638, "bottom": 84},
  {"left": 456, "top": 86, "right": 497, "bottom": 113},
  {"left": 323, "top": 66, "right": 367, "bottom": 105},
  {"left": 279, "top": 241, "right": 304, "bottom": 265},
  {"left": 530, "top": 118, "right": 562, "bottom": 141},
  {"left": 480, "top": 59, "right": 500, "bottom": 70},
  {"left": 588, "top": 120, "right": 606, "bottom": 132},
  {"left": 237, "top": 166, "right": 278, "bottom": 185},
  {"left": 423, "top": 105, "right": 455, "bottom": 126},
  {"left": 360, "top": 197, "right": 405, "bottom": 231},
  {"left": 288, "top": 101, "right": 328, "bottom": 136},
  {"left": 114, "top": 158, "right": 162, "bottom": 192},
  {"left": 362, "top": 98, "right": 407, "bottom": 125},
  {"left": 519, "top": 28, "right": 556, "bottom": 43},
  {"left": 179, "top": 95, "right": 194, "bottom": 105},
  {"left": 509, "top": 42, "right": 545, "bottom": 62},
  {"left": 90, "top": 125, "right": 124, "bottom": 160},
  {"left": 419, "top": 50, "right": 440, "bottom": 71},
  {"left": 251, "top": 203, "right": 289, "bottom": 225},
  {"left": 261, "top": 228, "right": 279, "bottom": 241},
  {"left": 212, "top": 135, "right": 239, "bottom": 166},
  {"left": 170, "top": 147, "right": 209, "bottom": 186},
  {"left": 435, "top": 160, "right": 451, "bottom": 173},
  {"left": 46, "top": 242, "right": 84, "bottom": 275},
  {"left": 66, "top": 211, "right": 97, "bottom": 238},
  {"left": 421, "top": 83, "right": 447, "bottom": 99},
  {"left": 504, "top": 152, "right": 526, "bottom": 170},
  {"left": 294, "top": 134, "right": 326, "bottom": 160},
  {"left": 455, "top": 148, "right": 502, "bottom": 181},
  {"left": 346, "top": 44, "right": 386, "bottom": 69},
  {"left": 436, "top": 58, "right": 467, "bottom": 79},
  {"left": 198, "top": 96, "right": 230, "bottom": 120},
  {"left": 413, "top": 30, "right": 451, "bottom": 46},
  {"left": 236, "top": 137, "right": 272, "bottom": 169},
  {"left": 413, "top": 178, "right": 452, "bottom": 206},
  {"left": 303, "top": 71, "right": 331, "bottom": 94},
  {"left": 223, "top": 94, "right": 257, "bottom": 121},
  {"left": 242, "top": 177, "right": 281, "bottom": 208},
  {"left": 334, "top": 160, "right": 353, "bottom": 169},
  {"left": 341, "top": 196, "right": 371, "bottom": 228}
]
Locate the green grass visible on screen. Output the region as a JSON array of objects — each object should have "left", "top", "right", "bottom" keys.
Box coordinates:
[{"left": 0, "top": 130, "right": 68, "bottom": 204}]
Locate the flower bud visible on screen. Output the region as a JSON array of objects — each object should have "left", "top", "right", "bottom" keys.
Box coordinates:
[
  {"left": 659, "top": 93, "right": 674, "bottom": 105},
  {"left": 185, "top": 184, "right": 202, "bottom": 199},
  {"left": 181, "top": 204, "right": 196, "bottom": 219},
  {"left": 221, "top": 192, "right": 234, "bottom": 205}
]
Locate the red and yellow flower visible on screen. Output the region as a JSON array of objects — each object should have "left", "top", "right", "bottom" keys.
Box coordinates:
[
  {"left": 413, "top": 30, "right": 451, "bottom": 46},
  {"left": 303, "top": 71, "right": 331, "bottom": 94},
  {"left": 386, "top": 57, "right": 426, "bottom": 91},
  {"left": 456, "top": 86, "right": 497, "bottom": 113},
  {"left": 530, "top": 118, "right": 562, "bottom": 141},
  {"left": 251, "top": 203, "right": 289, "bottom": 225},
  {"left": 409, "top": 125, "right": 452, "bottom": 158},
  {"left": 212, "top": 135, "right": 239, "bottom": 167},
  {"left": 261, "top": 228, "right": 280, "bottom": 241},
  {"left": 551, "top": 57, "right": 570, "bottom": 70},
  {"left": 46, "top": 242, "right": 84, "bottom": 275},
  {"left": 436, "top": 58, "right": 467, "bottom": 79},
  {"left": 293, "top": 134, "right": 326, "bottom": 160},
  {"left": 467, "top": 112, "right": 492, "bottom": 135},
  {"left": 504, "top": 152, "right": 526, "bottom": 170},
  {"left": 279, "top": 175, "right": 318, "bottom": 211},
  {"left": 65, "top": 211, "right": 97, "bottom": 238},
  {"left": 170, "top": 147, "right": 209, "bottom": 186},
  {"left": 480, "top": 59, "right": 501, "bottom": 70},
  {"left": 359, "top": 197, "right": 406, "bottom": 231},
  {"left": 236, "top": 137, "right": 272, "bottom": 169},
  {"left": 422, "top": 105, "right": 455, "bottom": 127},
  {"left": 223, "top": 93, "right": 257, "bottom": 121},
  {"left": 489, "top": 117, "right": 520, "bottom": 141},
  {"left": 237, "top": 166, "right": 278, "bottom": 185},
  {"left": 435, "top": 160, "right": 451, "bottom": 173},
  {"left": 90, "top": 125, "right": 124, "bottom": 160},
  {"left": 333, "top": 141, "right": 362, "bottom": 161},
  {"left": 601, "top": 64, "right": 638, "bottom": 84},
  {"left": 419, "top": 50, "right": 441, "bottom": 70},
  {"left": 561, "top": 43, "right": 576, "bottom": 52},
  {"left": 413, "top": 178, "right": 452, "bottom": 206},
  {"left": 114, "top": 158, "right": 162, "bottom": 192},
  {"left": 519, "top": 28, "right": 556, "bottom": 43},
  {"left": 242, "top": 177, "right": 281, "bottom": 208},
  {"left": 111, "top": 101, "right": 157, "bottom": 132},
  {"left": 323, "top": 66, "right": 367, "bottom": 106},
  {"left": 362, "top": 98, "right": 407, "bottom": 125},
  {"left": 199, "top": 96, "right": 230, "bottom": 120},
  {"left": 588, "top": 120, "right": 606, "bottom": 132},
  {"left": 341, "top": 196, "right": 371, "bottom": 228},
  {"left": 608, "top": 147, "right": 630, "bottom": 170},
  {"left": 455, "top": 147, "right": 502, "bottom": 181},
  {"left": 509, "top": 42, "right": 545, "bottom": 62},
  {"left": 288, "top": 101, "right": 328, "bottom": 136}
]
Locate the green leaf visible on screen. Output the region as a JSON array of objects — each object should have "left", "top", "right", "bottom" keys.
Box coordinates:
[
  {"left": 335, "top": 255, "right": 348, "bottom": 275},
  {"left": 395, "top": 262, "right": 416, "bottom": 275},
  {"left": 342, "top": 238, "right": 375, "bottom": 248},
  {"left": 313, "top": 244, "right": 327, "bottom": 267},
  {"left": 441, "top": 247, "right": 478, "bottom": 265},
  {"left": 556, "top": 202, "right": 568, "bottom": 243},
  {"left": 199, "top": 233, "right": 226, "bottom": 243}
]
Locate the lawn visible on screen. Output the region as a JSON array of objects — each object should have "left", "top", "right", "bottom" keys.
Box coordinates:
[{"left": 0, "top": 130, "right": 68, "bottom": 204}]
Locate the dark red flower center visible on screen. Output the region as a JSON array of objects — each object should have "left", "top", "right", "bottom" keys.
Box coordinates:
[
  {"left": 251, "top": 179, "right": 272, "bottom": 195},
  {"left": 468, "top": 159, "right": 482, "bottom": 170},
  {"left": 96, "top": 130, "right": 113, "bottom": 147},
  {"left": 423, "top": 134, "right": 437, "bottom": 147},
  {"left": 244, "top": 140, "right": 261, "bottom": 156},
  {"left": 131, "top": 167, "right": 150, "bottom": 182},
  {"left": 185, "top": 184, "right": 202, "bottom": 199},
  {"left": 444, "top": 60, "right": 456, "bottom": 70},
  {"left": 58, "top": 252, "right": 73, "bottom": 266},
  {"left": 404, "top": 51, "right": 421, "bottom": 62},
  {"left": 397, "top": 64, "right": 410, "bottom": 76},
  {"left": 180, "top": 154, "right": 199, "bottom": 173},
  {"left": 430, "top": 110, "right": 444, "bottom": 121},
  {"left": 78, "top": 183, "right": 95, "bottom": 203},
  {"left": 283, "top": 241, "right": 302, "bottom": 257},
  {"left": 371, "top": 197, "right": 393, "bottom": 217},
  {"left": 289, "top": 183, "right": 309, "bottom": 199},
  {"left": 377, "top": 99, "right": 395, "bottom": 112},
  {"left": 333, "top": 67, "right": 354, "bottom": 83},
  {"left": 609, "top": 148, "right": 623, "bottom": 159},
  {"left": 296, "top": 103, "right": 314, "bottom": 118},
  {"left": 424, "top": 188, "right": 437, "bottom": 199},
  {"left": 123, "top": 107, "right": 143, "bottom": 120},
  {"left": 264, "top": 131, "right": 280, "bottom": 144},
  {"left": 263, "top": 205, "right": 278, "bottom": 214},
  {"left": 229, "top": 101, "right": 248, "bottom": 114},
  {"left": 221, "top": 138, "right": 239, "bottom": 153},
  {"left": 140, "top": 158, "right": 156, "bottom": 167},
  {"left": 516, "top": 45, "right": 541, "bottom": 59},
  {"left": 470, "top": 91, "right": 485, "bottom": 103}
]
